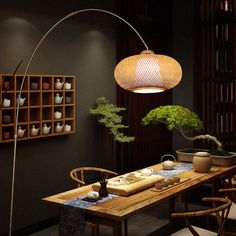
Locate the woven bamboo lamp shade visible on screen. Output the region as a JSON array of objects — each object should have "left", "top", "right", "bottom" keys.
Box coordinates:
[{"left": 114, "top": 50, "right": 182, "bottom": 93}]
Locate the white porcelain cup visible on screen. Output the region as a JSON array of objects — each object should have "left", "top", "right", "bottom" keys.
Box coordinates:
[
  {"left": 2, "top": 98, "right": 11, "bottom": 107},
  {"left": 87, "top": 191, "right": 99, "bottom": 199}
]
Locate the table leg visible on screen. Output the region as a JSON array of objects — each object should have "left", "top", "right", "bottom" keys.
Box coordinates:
[{"left": 113, "top": 220, "right": 123, "bottom": 236}]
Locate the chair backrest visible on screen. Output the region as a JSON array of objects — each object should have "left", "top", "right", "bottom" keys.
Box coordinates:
[
  {"left": 219, "top": 187, "right": 236, "bottom": 203},
  {"left": 70, "top": 167, "right": 118, "bottom": 188},
  {"left": 171, "top": 197, "right": 232, "bottom": 236}
]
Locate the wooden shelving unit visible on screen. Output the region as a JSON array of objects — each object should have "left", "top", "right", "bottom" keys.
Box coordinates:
[
  {"left": 0, "top": 74, "right": 75, "bottom": 143},
  {"left": 195, "top": 0, "right": 236, "bottom": 151}
]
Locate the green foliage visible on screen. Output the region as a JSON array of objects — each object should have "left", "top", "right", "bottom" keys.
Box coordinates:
[
  {"left": 90, "top": 96, "right": 135, "bottom": 143},
  {"left": 142, "top": 105, "right": 203, "bottom": 134}
]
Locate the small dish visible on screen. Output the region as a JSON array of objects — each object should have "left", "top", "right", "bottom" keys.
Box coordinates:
[
  {"left": 82, "top": 197, "right": 102, "bottom": 202},
  {"left": 140, "top": 168, "right": 153, "bottom": 176}
]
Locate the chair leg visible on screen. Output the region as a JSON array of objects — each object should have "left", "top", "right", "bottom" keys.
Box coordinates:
[
  {"left": 124, "top": 219, "right": 128, "bottom": 236},
  {"left": 93, "top": 224, "right": 99, "bottom": 236}
]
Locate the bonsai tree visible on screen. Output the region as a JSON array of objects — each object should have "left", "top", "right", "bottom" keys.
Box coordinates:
[
  {"left": 142, "top": 105, "right": 223, "bottom": 150},
  {"left": 90, "top": 96, "right": 134, "bottom": 143}
]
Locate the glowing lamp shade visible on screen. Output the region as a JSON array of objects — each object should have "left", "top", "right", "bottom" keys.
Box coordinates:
[{"left": 114, "top": 50, "right": 182, "bottom": 93}]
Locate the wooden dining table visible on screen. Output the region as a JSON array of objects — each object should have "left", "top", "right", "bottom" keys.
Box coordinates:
[{"left": 42, "top": 162, "right": 236, "bottom": 235}]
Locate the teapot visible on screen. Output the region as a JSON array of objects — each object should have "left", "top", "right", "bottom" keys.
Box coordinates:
[
  {"left": 2, "top": 98, "right": 11, "bottom": 107},
  {"left": 55, "top": 79, "right": 64, "bottom": 90},
  {"left": 55, "top": 122, "right": 64, "bottom": 133},
  {"left": 161, "top": 154, "right": 176, "bottom": 170},
  {"left": 18, "top": 97, "right": 26, "bottom": 106},
  {"left": 42, "top": 123, "right": 51, "bottom": 135},
  {"left": 64, "top": 124, "right": 71, "bottom": 132},
  {"left": 17, "top": 126, "right": 26, "bottom": 138},
  {"left": 30, "top": 125, "right": 39, "bottom": 137},
  {"left": 54, "top": 111, "right": 62, "bottom": 119},
  {"left": 54, "top": 93, "right": 63, "bottom": 104},
  {"left": 64, "top": 82, "right": 71, "bottom": 90}
]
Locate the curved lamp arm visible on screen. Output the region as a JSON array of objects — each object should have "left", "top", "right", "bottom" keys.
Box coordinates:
[{"left": 9, "top": 8, "right": 149, "bottom": 236}]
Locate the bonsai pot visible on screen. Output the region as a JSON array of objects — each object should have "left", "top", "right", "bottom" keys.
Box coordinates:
[{"left": 176, "top": 148, "right": 236, "bottom": 166}]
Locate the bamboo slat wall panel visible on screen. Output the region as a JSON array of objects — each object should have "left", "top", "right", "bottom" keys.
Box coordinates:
[{"left": 195, "top": 0, "right": 236, "bottom": 150}]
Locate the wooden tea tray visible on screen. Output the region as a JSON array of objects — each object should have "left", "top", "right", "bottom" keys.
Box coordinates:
[{"left": 151, "top": 177, "right": 190, "bottom": 192}]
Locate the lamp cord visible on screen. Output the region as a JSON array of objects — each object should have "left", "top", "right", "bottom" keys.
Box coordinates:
[{"left": 9, "top": 8, "right": 148, "bottom": 236}]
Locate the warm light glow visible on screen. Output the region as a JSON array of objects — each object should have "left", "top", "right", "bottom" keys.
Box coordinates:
[
  {"left": 114, "top": 50, "right": 182, "bottom": 93},
  {"left": 133, "top": 88, "right": 164, "bottom": 94}
]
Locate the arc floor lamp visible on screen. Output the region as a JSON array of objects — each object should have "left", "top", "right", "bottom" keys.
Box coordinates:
[{"left": 9, "top": 8, "right": 182, "bottom": 235}]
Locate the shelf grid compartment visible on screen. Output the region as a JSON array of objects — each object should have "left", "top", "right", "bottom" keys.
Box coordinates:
[{"left": 0, "top": 74, "right": 75, "bottom": 143}]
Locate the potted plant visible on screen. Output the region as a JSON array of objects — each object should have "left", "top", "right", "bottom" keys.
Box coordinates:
[
  {"left": 142, "top": 105, "right": 236, "bottom": 166},
  {"left": 90, "top": 96, "right": 134, "bottom": 172},
  {"left": 90, "top": 96, "right": 134, "bottom": 143}
]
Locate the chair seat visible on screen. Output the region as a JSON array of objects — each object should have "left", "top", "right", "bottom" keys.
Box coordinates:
[
  {"left": 171, "top": 226, "right": 217, "bottom": 236},
  {"left": 228, "top": 202, "right": 236, "bottom": 219}
]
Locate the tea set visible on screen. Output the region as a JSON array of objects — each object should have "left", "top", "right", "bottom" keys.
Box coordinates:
[
  {"left": 17, "top": 126, "right": 26, "bottom": 138},
  {"left": 42, "top": 124, "right": 51, "bottom": 135},
  {"left": 55, "top": 79, "right": 64, "bottom": 90},
  {"left": 30, "top": 125, "right": 40, "bottom": 136},
  {"left": 54, "top": 93, "right": 63, "bottom": 104},
  {"left": 55, "top": 122, "right": 64, "bottom": 133},
  {"left": 160, "top": 154, "right": 176, "bottom": 170},
  {"left": 54, "top": 111, "right": 62, "bottom": 119}
]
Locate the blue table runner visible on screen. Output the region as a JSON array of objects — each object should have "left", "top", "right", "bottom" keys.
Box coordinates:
[
  {"left": 59, "top": 194, "right": 117, "bottom": 236},
  {"left": 153, "top": 163, "right": 193, "bottom": 178}
]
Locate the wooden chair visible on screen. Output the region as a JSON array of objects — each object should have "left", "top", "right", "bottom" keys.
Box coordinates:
[
  {"left": 170, "top": 197, "right": 232, "bottom": 236},
  {"left": 70, "top": 167, "right": 118, "bottom": 188},
  {"left": 219, "top": 187, "right": 236, "bottom": 235},
  {"left": 69, "top": 167, "right": 128, "bottom": 236}
]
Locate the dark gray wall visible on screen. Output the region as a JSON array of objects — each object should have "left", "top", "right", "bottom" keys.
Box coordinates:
[
  {"left": 172, "top": 0, "right": 195, "bottom": 150},
  {"left": 0, "top": 1, "right": 116, "bottom": 234}
]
